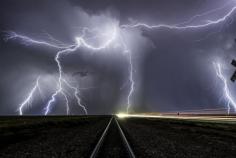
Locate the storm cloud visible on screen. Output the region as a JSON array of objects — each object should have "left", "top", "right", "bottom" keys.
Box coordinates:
[{"left": 1, "top": 0, "right": 236, "bottom": 115}]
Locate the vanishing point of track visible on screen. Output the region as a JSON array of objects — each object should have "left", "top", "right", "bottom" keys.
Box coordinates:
[{"left": 90, "top": 116, "right": 135, "bottom": 158}]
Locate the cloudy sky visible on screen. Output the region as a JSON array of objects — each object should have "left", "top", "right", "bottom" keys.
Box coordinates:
[{"left": 1, "top": 0, "right": 236, "bottom": 115}]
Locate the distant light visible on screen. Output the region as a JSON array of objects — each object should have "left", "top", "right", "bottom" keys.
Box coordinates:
[{"left": 116, "top": 113, "right": 130, "bottom": 118}]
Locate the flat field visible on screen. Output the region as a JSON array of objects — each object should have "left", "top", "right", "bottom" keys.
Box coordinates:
[
  {"left": 0, "top": 116, "right": 110, "bottom": 158},
  {"left": 119, "top": 116, "right": 236, "bottom": 158},
  {"left": 0, "top": 115, "right": 236, "bottom": 158}
]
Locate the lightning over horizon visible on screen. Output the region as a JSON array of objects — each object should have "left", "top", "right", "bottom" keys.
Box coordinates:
[
  {"left": 3, "top": 0, "right": 236, "bottom": 115},
  {"left": 119, "top": 1, "right": 236, "bottom": 114},
  {"left": 62, "top": 79, "right": 87, "bottom": 115},
  {"left": 214, "top": 62, "right": 236, "bottom": 114},
  {"left": 3, "top": 2, "right": 236, "bottom": 157},
  {"left": 18, "top": 76, "right": 41, "bottom": 115},
  {"left": 6, "top": 23, "right": 120, "bottom": 115}
]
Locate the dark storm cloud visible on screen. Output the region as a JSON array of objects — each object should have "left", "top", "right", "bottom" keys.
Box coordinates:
[
  {"left": 69, "top": 0, "right": 224, "bottom": 24},
  {"left": 0, "top": 0, "right": 236, "bottom": 115},
  {"left": 68, "top": 0, "right": 236, "bottom": 112},
  {"left": 0, "top": 0, "right": 128, "bottom": 114}
]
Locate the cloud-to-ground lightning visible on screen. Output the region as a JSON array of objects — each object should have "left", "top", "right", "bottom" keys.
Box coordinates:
[
  {"left": 127, "top": 52, "right": 134, "bottom": 113},
  {"left": 62, "top": 79, "right": 87, "bottom": 114},
  {"left": 44, "top": 46, "right": 80, "bottom": 115},
  {"left": 119, "top": 2, "right": 236, "bottom": 114},
  {"left": 7, "top": 1, "right": 236, "bottom": 115},
  {"left": 18, "top": 76, "right": 41, "bottom": 115},
  {"left": 45, "top": 25, "right": 117, "bottom": 115},
  {"left": 6, "top": 23, "right": 119, "bottom": 115},
  {"left": 6, "top": 33, "right": 79, "bottom": 115},
  {"left": 213, "top": 62, "right": 236, "bottom": 114},
  {"left": 118, "top": 31, "right": 135, "bottom": 113}
]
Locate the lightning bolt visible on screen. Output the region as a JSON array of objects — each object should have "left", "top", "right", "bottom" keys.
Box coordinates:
[
  {"left": 176, "top": 1, "right": 235, "bottom": 26},
  {"left": 120, "top": 3, "right": 236, "bottom": 114},
  {"left": 5, "top": 31, "right": 73, "bottom": 49},
  {"left": 213, "top": 62, "right": 236, "bottom": 114},
  {"left": 121, "top": 5, "right": 236, "bottom": 30},
  {"left": 18, "top": 76, "right": 41, "bottom": 115},
  {"left": 117, "top": 31, "right": 135, "bottom": 113},
  {"left": 127, "top": 52, "right": 134, "bottom": 113},
  {"left": 6, "top": 2, "right": 236, "bottom": 115},
  {"left": 62, "top": 79, "right": 88, "bottom": 114},
  {"left": 44, "top": 46, "right": 79, "bottom": 115},
  {"left": 75, "top": 26, "right": 117, "bottom": 50},
  {"left": 6, "top": 24, "right": 118, "bottom": 115}
]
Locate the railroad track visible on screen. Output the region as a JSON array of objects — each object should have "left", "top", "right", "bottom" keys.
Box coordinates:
[{"left": 90, "top": 116, "right": 135, "bottom": 158}]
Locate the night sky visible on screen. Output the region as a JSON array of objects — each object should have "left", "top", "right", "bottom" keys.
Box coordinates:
[{"left": 1, "top": 0, "right": 236, "bottom": 115}]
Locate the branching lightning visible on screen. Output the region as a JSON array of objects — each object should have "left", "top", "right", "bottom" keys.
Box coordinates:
[
  {"left": 44, "top": 46, "right": 79, "bottom": 115},
  {"left": 62, "top": 79, "right": 87, "bottom": 114},
  {"left": 5, "top": 31, "right": 73, "bottom": 49},
  {"left": 213, "top": 62, "right": 236, "bottom": 114},
  {"left": 7, "top": 24, "right": 118, "bottom": 115},
  {"left": 176, "top": 1, "right": 235, "bottom": 26},
  {"left": 6, "top": 1, "right": 236, "bottom": 115},
  {"left": 75, "top": 26, "right": 117, "bottom": 50},
  {"left": 121, "top": 5, "right": 236, "bottom": 30},
  {"left": 120, "top": 3, "right": 236, "bottom": 114}
]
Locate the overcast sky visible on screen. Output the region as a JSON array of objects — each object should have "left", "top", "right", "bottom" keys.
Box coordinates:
[{"left": 1, "top": 0, "right": 236, "bottom": 115}]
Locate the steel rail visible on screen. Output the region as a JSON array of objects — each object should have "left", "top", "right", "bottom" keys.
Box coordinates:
[
  {"left": 115, "top": 118, "right": 136, "bottom": 158},
  {"left": 90, "top": 116, "right": 135, "bottom": 158},
  {"left": 90, "top": 117, "right": 113, "bottom": 158}
]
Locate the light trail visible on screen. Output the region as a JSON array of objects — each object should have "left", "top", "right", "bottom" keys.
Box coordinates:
[
  {"left": 116, "top": 113, "right": 236, "bottom": 123},
  {"left": 18, "top": 76, "right": 41, "bottom": 115},
  {"left": 213, "top": 62, "right": 236, "bottom": 114},
  {"left": 162, "top": 107, "right": 230, "bottom": 115}
]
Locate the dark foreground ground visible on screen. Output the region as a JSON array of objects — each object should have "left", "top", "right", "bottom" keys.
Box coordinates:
[
  {"left": 0, "top": 116, "right": 110, "bottom": 158},
  {"left": 0, "top": 116, "right": 236, "bottom": 158},
  {"left": 120, "top": 117, "right": 236, "bottom": 158}
]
